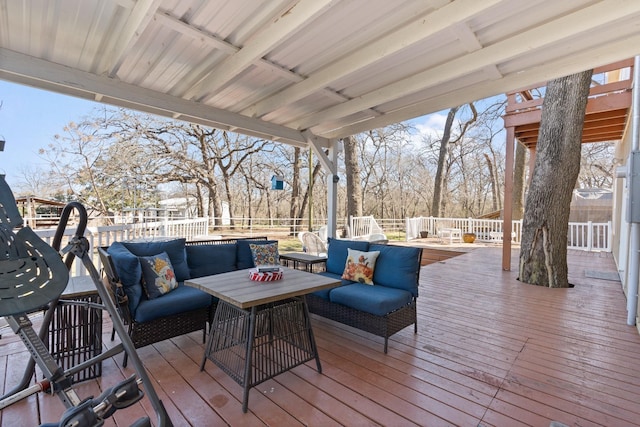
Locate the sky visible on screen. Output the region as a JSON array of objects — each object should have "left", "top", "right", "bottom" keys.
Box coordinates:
[{"left": 0, "top": 79, "right": 106, "bottom": 189}]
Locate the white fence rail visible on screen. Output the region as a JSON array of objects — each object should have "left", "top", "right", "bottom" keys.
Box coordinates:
[
  {"left": 349, "top": 215, "right": 384, "bottom": 238},
  {"left": 34, "top": 215, "right": 611, "bottom": 277},
  {"left": 405, "top": 216, "right": 611, "bottom": 252},
  {"left": 34, "top": 218, "right": 210, "bottom": 276}
]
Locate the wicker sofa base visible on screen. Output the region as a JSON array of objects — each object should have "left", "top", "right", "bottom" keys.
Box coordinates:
[
  {"left": 306, "top": 294, "right": 417, "bottom": 353},
  {"left": 120, "top": 305, "right": 210, "bottom": 366}
]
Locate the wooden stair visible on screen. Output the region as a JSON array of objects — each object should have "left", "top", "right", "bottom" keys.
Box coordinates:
[{"left": 420, "top": 248, "right": 464, "bottom": 266}]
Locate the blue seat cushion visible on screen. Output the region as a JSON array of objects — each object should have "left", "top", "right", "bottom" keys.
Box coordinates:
[
  {"left": 107, "top": 242, "right": 142, "bottom": 315},
  {"left": 236, "top": 239, "right": 277, "bottom": 269},
  {"left": 123, "top": 239, "right": 190, "bottom": 282},
  {"left": 134, "top": 284, "right": 212, "bottom": 323},
  {"left": 329, "top": 283, "right": 413, "bottom": 317},
  {"left": 311, "top": 271, "right": 351, "bottom": 300},
  {"left": 325, "top": 238, "right": 369, "bottom": 275},
  {"left": 187, "top": 244, "right": 237, "bottom": 278},
  {"left": 369, "top": 244, "right": 421, "bottom": 297}
]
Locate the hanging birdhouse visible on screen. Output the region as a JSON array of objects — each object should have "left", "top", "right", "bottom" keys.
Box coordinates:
[{"left": 271, "top": 175, "right": 284, "bottom": 190}]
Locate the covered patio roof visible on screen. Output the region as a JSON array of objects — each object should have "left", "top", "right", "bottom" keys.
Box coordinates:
[{"left": 1, "top": 0, "right": 640, "bottom": 149}]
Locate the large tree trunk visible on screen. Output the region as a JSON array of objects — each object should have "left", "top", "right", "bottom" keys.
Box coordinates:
[
  {"left": 483, "top": 153, "right": 499, "bottom": 212},
  {"left": 432, "top": 106, "right": 458, "bottom": 217},
  {"left": 343, "top": 136, "right": 363, "bottom": 219},
  {"left": 519, "top": 70, "right": 593, "bottom": 288},
  {"left": 289, "top": 147, "right": 301, "bottom": 236},
  {"left": 512, "top": 141, "right": 526, "bottom": 220}
]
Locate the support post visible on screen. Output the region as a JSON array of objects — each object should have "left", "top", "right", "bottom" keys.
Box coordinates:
[
  {"left": 502, "top": 126, "right": 515, "bottom": 270},
  {"left": 626, "top": 56, "right": 640, "bottom": 326},
  {"left": 304, "top": 131, "right": 338, "bottom": 239}
]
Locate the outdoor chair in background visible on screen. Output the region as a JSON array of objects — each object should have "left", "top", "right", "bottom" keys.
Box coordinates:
[
  {"left": 368, "top": 233, "right": 389, "bottom": 245},
  {"left": 300, "top": 231, "right": 328, "bottom": 257},
  {"left": 318, "top": 225, "right": 328, "bottom": 242}
]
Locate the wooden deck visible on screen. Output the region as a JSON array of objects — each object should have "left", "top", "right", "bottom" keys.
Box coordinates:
[{"left": 2, "top": 247, "right": 640, "bottom": 426}]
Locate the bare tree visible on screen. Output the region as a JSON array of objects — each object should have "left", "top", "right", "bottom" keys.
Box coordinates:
[
  {"left": 483, "top": 153, "right": 499, "bottom": 212},
  {"left": 40, "top": 109, "right": 159, "bottom": 220},
  {"left": 14, "top": 165, "right": 59, "bottom": 197},
  {"left": 431, "top": 104, "right": 477, "bottom": 217},
  {"left": 519, "top": 70, "right": 593, "bottom": 288},
  {"left": 578, "top": 141, "right": 616, "bottom": 189},
  {"left": 343, "top": 136, "right": 362, "bottom": 219}
]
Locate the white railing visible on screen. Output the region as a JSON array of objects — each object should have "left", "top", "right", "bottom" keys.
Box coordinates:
[
  {"left": 34, "top": 217, "right": 210, "bottom": 276},
  {"left": 405, "top": 216, "right": 611, "bottom": 252},
  {"left": 349, "top": 215, "right": 384, "bottom": 238},
  {"left": 567, "top": 221, "right": 612, "bottom": 251}
]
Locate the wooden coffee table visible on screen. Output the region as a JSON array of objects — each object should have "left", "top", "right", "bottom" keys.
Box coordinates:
[{"left": 185, "top": 267, "right": 339, "bottom": 412}]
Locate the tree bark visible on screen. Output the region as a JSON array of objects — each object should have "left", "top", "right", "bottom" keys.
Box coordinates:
[
  {"left": 343, "top": 136, "right": 363, "bottom": 219},
  {"left": 519, "top": 70, "right": 593, "bottom": 288},
  {"left": 512, "top": 141, "right": 526, "bottom": 220},
  {"left": 289, "top": 147, "right": 301, "bottom": 235},
  {"left": 483, "top": 153, "right": 498, "bottom": 212},
  {"left": 432, "top": 106, "right": 458, "bottom": 217}
]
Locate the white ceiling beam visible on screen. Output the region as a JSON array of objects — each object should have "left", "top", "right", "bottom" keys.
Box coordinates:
[
  {"left": 0, "top": 48, "right": 316, "bottom": 148},
  {"left": 303, "top": 131, "right": 335, "bottom": 175},
  {"left": 292, "top": 0, "right": 640, "bottom": 130},
  {"left": 321, "top": 32, "right": 640, "bottom": 139},
  {"left": 102, "top": 0, "right": 162, "bottom": 77},
  {"left": 154, "top": 10, "right": 352, "bottom": 109},
  {"left": 155, "top": 10, "right": 237, "bottom": 55},
  {"left": 452, "top": 22, "right": 503, "bottom": 80},
  {"left": 452, "top": 22, "right": 482, "bottom": 52},
  {"left": 184, "top": 0, "right": 336, "bottom": 102},
  {"left": 246, "top": 0, "right": 504, "bottom": 119}
]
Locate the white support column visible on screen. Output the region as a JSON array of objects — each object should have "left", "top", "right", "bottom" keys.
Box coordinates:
[
  {"left": 626, "top": 56, "right": 640, "bottom": 326},
  {"left": 326, "top": 144, "right": 339, "bottom": 239},
  {"left": 304, "top": 131, "right": 339, "bottom": 239}
]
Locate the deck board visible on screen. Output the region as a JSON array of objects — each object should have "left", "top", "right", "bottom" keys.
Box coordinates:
[{"left": 2, "top": 247, "right": 640, "bottom": 426}]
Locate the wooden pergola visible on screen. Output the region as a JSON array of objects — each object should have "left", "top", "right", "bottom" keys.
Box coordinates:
[{"left": 14, "top": 196, "right": 67, "bottom": 228}]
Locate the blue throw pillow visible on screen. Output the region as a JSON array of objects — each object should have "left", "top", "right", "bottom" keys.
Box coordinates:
[
  {"left": 123, "top": 238, "right": 190, "bottom": 281},
  {"left": 186, "top": 244, "right": 237, "bottom": 277},
  {"left": 326, "top": 238, "right": 369, "bottom": 275},
  {"left": 236, "top": 239, "right": 278, "bottom": 269},
  {"left": 139, "top": 252, "right": 178, "bottom": 299},
  {"left": 107, "top": 242, "right": 142, "bottom": 315}
]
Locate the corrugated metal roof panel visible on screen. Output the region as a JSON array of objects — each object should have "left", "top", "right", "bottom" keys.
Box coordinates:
[{"left": 0, "top": 0, "right": 638, "bottom": 146}]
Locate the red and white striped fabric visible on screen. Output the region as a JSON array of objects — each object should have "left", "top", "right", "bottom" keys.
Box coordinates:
[{"left": 249, "top": 268, "right": 283, "bottom": 282}]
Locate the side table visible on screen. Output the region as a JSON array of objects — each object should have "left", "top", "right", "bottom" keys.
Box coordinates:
[
  {"left": 280, "top": 252, "right": 327, "bottom": 272},
  {"left": 48, "top": 275, "right": 103, "bottom": 382}
]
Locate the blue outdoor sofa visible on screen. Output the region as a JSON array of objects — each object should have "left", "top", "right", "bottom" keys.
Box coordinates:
[
  {"left": 98, "top": 236, "right": 271, "bottom": 366},
  {"left": 306, "top": 238, "right": 423, "bottom": 353}
]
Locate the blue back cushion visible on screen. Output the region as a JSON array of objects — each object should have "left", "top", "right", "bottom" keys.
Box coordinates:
[
  {"left": 236, "top": 239, "right": 277, "bottom": 269},
  {"left": 186, "top": 244, "right": 237, "bottom": 278},
  {"left": 107, "top": 242, "right": 143, "bottom": 315},
  {"left": 123, "top": 238, "right": 190, "bottom": 281},
  {"left": 369, "top": 244, "right": 421, "bottom": 297},
  {"left": 326, "top": 238, "right": 369, "bottom": 275}
]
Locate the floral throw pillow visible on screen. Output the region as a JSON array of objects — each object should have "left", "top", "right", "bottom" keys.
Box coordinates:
[
  {"left": 139, "top": 252, "right": 178, "bottom": 299},
  {"left": 249, "top": 242, "right": 280, "bottom": 266},
  {"left": 341, "top": 248, "right": 380, "bottom": 285}
]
